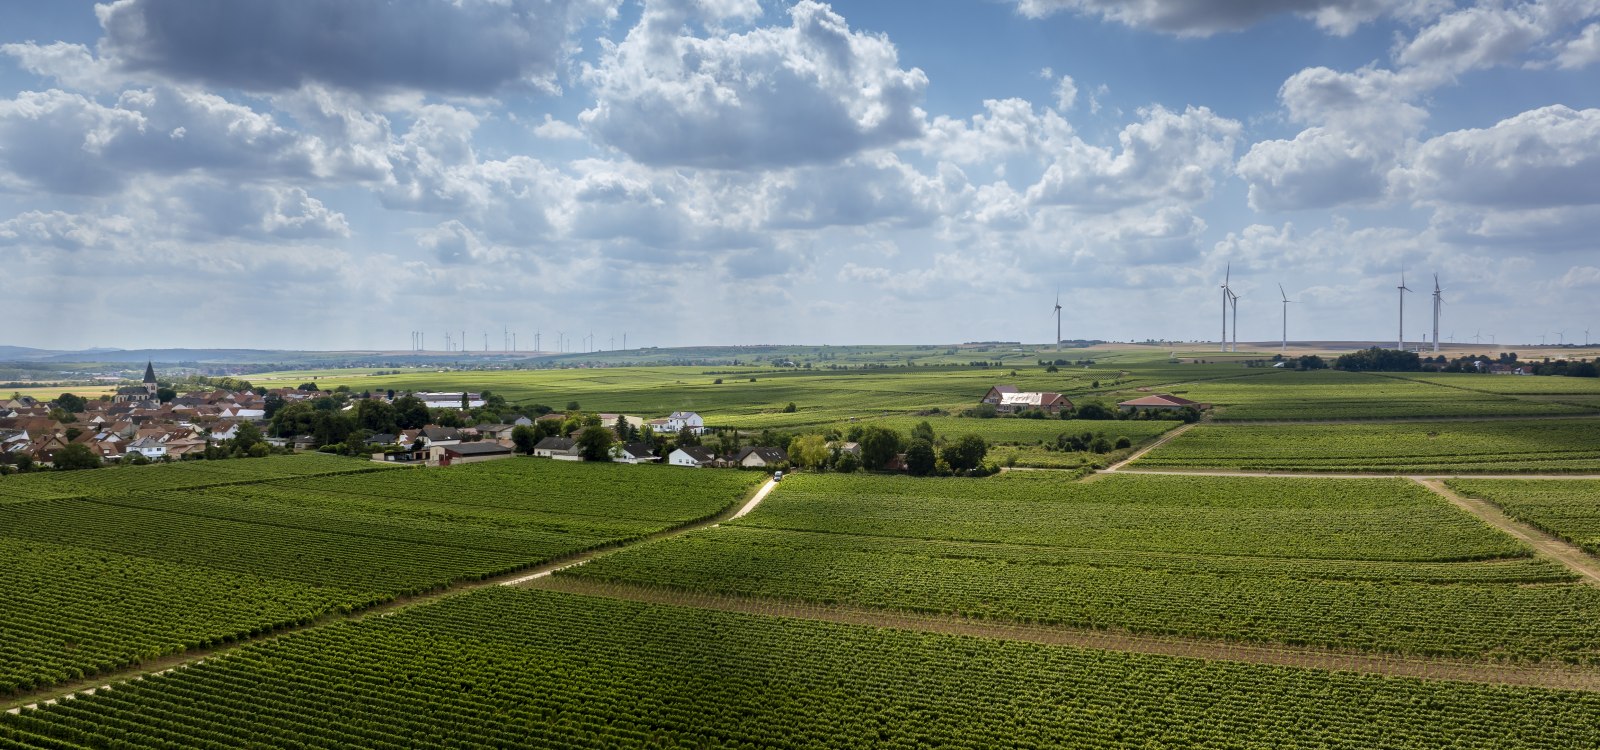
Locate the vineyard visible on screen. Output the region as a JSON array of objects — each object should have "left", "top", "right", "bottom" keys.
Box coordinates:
[
  {"left": 1169, "top": 370, "right": 1595, "bottom": 421},
  {"left": 1448, "top": 479, "right": 1600, "bottom": 556},
  {"left": 0, "top": 457, "right": 761, "bottom": 696},
  {"left": 1133, "top": 419, "right": 1600, "bottom": 472},
  {"left": 0, "top": 453, "right": 387, "bottom": 502},
  {"left": 7, "top": 588, "right": 1600, "bottom": 749},
  {"left": 563, "top": 473, "right": 1600, "bottom": 662}
]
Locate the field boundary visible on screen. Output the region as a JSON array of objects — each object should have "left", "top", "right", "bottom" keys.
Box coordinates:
[
  {"left": 1413, "top": 478, "right": 1600, "bottom": 588},
  {"left": 1, "top": 476, "right": 779, "bottom": 712},
  {"left": 525, "top": 576, "right": 1600, "bottom": 692}
]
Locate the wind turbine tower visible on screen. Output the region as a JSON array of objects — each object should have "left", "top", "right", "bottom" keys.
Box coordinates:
[
  {"left": 1278, "top": 283, "right": 1294, "bottom": 352},
  {"left": 1053, "top": 288, "right": 1063, "bottom": 347},
  {"left": 1219, "top": 264, "right": 1234, "bottom": 353},
  {"left": 1431, "top": 274, "right": 1443, "bottom": 354},
  {"left": 1397, "top": 269, "right": 1413, "bottom": 351}
]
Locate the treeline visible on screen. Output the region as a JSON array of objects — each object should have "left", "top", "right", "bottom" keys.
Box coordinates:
[{"left": 1329, "top": 348, "right": 1599, "bottom": 377}]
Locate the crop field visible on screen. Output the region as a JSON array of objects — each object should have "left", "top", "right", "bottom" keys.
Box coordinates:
[
  {"left": 1169, "top": 370, "right": 1595, "bottom": 420},
  {"left": 565, "top": 473, "right": 1600, "bottom": 662},
  {"left": 819, "top": 415, "right": 1179, "bottom": 445},
  {"left": 0, "top": 458, "right": 760, "bottom": 696},
  {"left": 1135, "top": 419, "right": 1600, "bottom": 473},
  {"left": 6, "top": 588, "right": 1600, "bottom": 749},
  {"left": 256, "top": 360, "right": 1260, "bottom": 427},
  {"left": 0, "top": 453, "right": 386, "bottom": 502},
  {"left": 1448, "top": 480, "right": 1600, "bottom": 556}
]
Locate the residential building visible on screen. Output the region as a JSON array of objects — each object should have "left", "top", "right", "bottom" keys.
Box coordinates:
[
  {"left": 533, "top": 436, "right": 578, "bottom": 459},
  {"left": 734, "top": 446, "right": 789, "bottom": 468},
  {"left": 982, "top": 385, "right": 1071, "bottom": 414},
  {"left": 610, "top": 442, "right": 659, "bottom": 464},
  {"left": 668, "top": 445, "right": 718, "bottom": 467},
  {"left": 1116, "top": 394, "right": 1204, "bottom": 413},
  {"left": 428, "top": 442, "right": 513, "bottom": 467}
]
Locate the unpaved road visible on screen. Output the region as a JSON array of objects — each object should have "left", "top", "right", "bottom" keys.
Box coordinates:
[{"left": 1416, "top": 478, "right": 1600, "bottom": 587}]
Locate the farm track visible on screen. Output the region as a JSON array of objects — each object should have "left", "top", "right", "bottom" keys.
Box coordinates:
[
  {"left": 1210, "top": 413, "right": 1600, "bottom": 425},
  {"left": 1095, "top": 421, "right": 1199, "bottom": 476},
  {"left": 1415, "top": 479, "right": 1600, "bottom": 588},
  {"left": 2, "top": 478, "right": 780, "bottom": 713},
  {"left": 525, "top": 576, "right": 1600, "bottom": 693}
]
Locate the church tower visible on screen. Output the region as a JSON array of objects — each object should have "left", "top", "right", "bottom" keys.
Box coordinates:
[{"left": 143, "top": 361, "right": 158, "bottom": 396}]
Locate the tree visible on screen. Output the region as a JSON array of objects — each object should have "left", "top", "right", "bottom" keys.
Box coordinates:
[
  {"left": 1090, "top": 436, "right": 1114, "bottom": 453},
  {"left": 263, "top": 393, "right": 286, "bottom": 419},
  {"left": 14, "top": 453, "right": 34, "bottom": 472},
  {"left": 232, "top": 421, "right": 264, "bottom": 453},
  {"left": 910, "top": 421, "right": 936, "bottom": 444},
  {"left": 247, "top": 442, "right": 271, "bottom": 458},
  {"left": 940, "top": 434, "right": 988, "bottom": 473},
  {"left": 577, "top": 425, "right": 614, "bottom": 461},
  {"left": 55, "top": 393, "right": 87, "bottom": 413},
  {"left": 677, "top": 426, "right": 702, "bottom": 447},
  {"left": 788, "top": 434, "right": 829, "bottom": 470},
  {"left": 833, "top": 451, "right": 861, "bottom": 473},
  {"left": 1114, "top": 435, "right": 1132, "bottom": 449},
  {"left": 270, "top": 402, "right": 315, "bottom": 437},
  {"left": 782, "top": 402, "right": 797, "bottom": 413},
  {"left": 905, "top": 438, "right": 937, "bottom": 476},
  {"left": 512, "top": 425, "right": 540, "bottom": 455},
  {"left": 64, "top": 427, "right": 83, "bottom": 442},
  {"left": 566, "top": 401, "right": 581, "bottom": 411},
  {"left": 355, "top": 399, "right": 399, "bottom": 434},
  {"left": 54, "top": 443, "right": 101, "bottom": 471},
  {"left": 1075, "top": 402, "right": 1115, "bottom": 420},
  {"left": 298, "top": 382, "right": 319, "bottom": 391},
  {"left": 858, "top": 426, "right": 902, "bottom": 471},
  {"left": 155, "top": 387, "right": 177, "bottom": 403},
  {"left": 393, "top": 395, "right": 430, "bottom": 429}
]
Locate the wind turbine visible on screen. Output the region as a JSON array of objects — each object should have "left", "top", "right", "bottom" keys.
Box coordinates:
[
  {"left": 1473, "top": 330, "right": 1482, "bottom": 346},
  {"left": 1557, "top": 331, "right": 1565, "bottom": 346},
  {"left": 1053, "top": 287, "right": 1063, "bottom": 347},
  {"left": 1229, "top": 288, "right": 1240, "bottom": 353},
  {"left": 1278, "top": 283, "right": 1294, "bottom": 352},
  {"left": 1431, "top": 274, "right": 1443, "bottom": 354},
  {"left": 1586, "top": 328, "right": 1592, "bottom": 347},
  {"left": 1220, "top": 263, "right": 1232, "bottom": 353},
  {"left": 1397, "top": 268, "right": 1412, "bottom": 351}
]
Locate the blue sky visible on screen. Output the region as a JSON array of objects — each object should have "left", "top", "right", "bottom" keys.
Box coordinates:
[{"left": 2, "top": 0, "right": 1598, "bottom": 351}]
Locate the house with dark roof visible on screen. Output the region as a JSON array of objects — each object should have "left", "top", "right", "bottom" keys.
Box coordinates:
[
  {"left": 533, "top": 436, "right": 578, "bottom": 459},
  {"left": 611, "top": 442, "right": 659, "bottom": 464},
  {"left": 668, "top": 445, "right": 718, "bottom": 468},
  {"left": 734, "top": 446, "right": 789, "bottom": 468}
]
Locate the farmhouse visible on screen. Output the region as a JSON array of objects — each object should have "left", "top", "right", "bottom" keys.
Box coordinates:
[
  {"left": 533, "top": 436, "right": 579, "bottom": 459},
  {"left": 669, "top": 445, "right": 718, "bottom": 468},
  {"left": 981, "top": 385, "right": 1071, "bottom": 414},
  {"left": 610, "top": 442, "right": 659, "bottom": 464},
  {"left": 1117, "top": 394, "right": 1204, "bottom": 413},
  {"left": 650, "top": 411, "right": 707, "bottom": 436},
  {"left": 734, "top": 446, "right": 789, "bottom": 468},
  {"left": 428, "top": 441, "right": 513, "bottom": 467},
  {"left": 416, "top": 392, "right": 486, "bottom": 409}
]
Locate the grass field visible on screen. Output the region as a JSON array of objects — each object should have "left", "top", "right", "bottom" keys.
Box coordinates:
[
  {"left": 1134, "top": 419, "right": 1600, "bottom": 473},
  {"left": 0, "top": 457, "right": 761, "bottom": 696},
  {"left": 0, "top": 453, "right": 386, "bottom": 502},
  {"left": 6, "top": 587, "right": 1600, "bottom": 749},
  {"left": 1448, "top": 480, "right": 1600, "bottom": 556},
  {"left": 565, "top": 472, "right": 1600, "bottom": 662}
]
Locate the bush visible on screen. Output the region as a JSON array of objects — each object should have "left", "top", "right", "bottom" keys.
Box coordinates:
[
  {"left": 1090, "top": 436, "right": 1113, "bottom": 454},
  {"left": 1114, "top": 436, "right": 1132, "bottom": 449}
]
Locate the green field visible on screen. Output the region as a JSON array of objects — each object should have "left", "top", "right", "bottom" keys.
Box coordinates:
[
  {"left": 6, "top": 588, "right": 1600, "bottom": 749},
  {"left": 0, "top": 457, "right": 761, "bottom": 696},
  {"left": 1134, "top": 419, "right": 1600, "bottom": 473},
  {"left": 0, "top": 453, "right": 387, "bottom": 502},
  {"left": 1172, "top": 370, "right": 1596, "bottom": 421},
  {"left": 1449, "top": 479, "right": 1600, "bottom": 556},
  {"left": 566, "top": 472, "right": 1600, "bottom": 662}
]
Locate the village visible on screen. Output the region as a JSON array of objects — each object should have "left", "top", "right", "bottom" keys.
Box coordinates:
[{"left": 0, "top": 364, "right": 1202, "bottom": 475}]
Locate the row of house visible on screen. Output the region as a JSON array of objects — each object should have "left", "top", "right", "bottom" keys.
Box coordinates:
[{"left": 526, "top": 438, "right": 788, "bottom": 469}]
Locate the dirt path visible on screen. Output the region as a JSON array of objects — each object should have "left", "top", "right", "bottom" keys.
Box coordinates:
[
  {"left": 1108, "top": 468, "right": 1600, "bottom": 480},
  {"left": 1414, "top": 478, "right": 1600, "bottom": 587},
  {"left": 1209, "top": 414, "right": 1600, "bottom": 425},
  {"left": 531, "top": 576, "right": 1600, "bottom": 693},
  {"left": 4, "top": 477, "right": 781, "bottom": 713},
  {"left": 1099, "top": 422, "right": 1198, "bottom": 474}
]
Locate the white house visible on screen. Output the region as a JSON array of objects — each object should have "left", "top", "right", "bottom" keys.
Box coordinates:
[
  {"left": 533, "top": 437, "right": 579, "bottom": 459},
  {"left": 610, "top": 442, "right": 659, "bottom": 464},
  {"left": 651, "top": 411, "right": 707, "bottom": 436},
  {"left": 208, "top": 421, "right": 240, "bottom": 443},
  {"left": 668, "top": 445, "right": 717, "bottom": 467},
  {"left": 127, "top": 435, "right": 168, "bottom": 460}
]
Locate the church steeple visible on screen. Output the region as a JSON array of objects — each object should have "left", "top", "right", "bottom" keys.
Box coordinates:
[{"left": 143, "top": 361, "right": 157, "bottom": 384}]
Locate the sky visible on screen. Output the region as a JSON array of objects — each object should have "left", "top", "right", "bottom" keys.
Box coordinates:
[{"left": 1, "top": 0, "right": 1598, "bottom": 351}]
